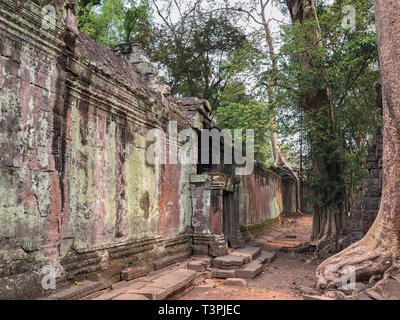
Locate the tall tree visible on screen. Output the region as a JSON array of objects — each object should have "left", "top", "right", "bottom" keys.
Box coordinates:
[
  {"left": 77, "top": 0, "right": 153, "bottom": 48},
  {"left": 316, "top": 0, "right": 400, "bottom": 290},
  {"left": 285, "top": 0, "right": 345, "bottom": 246},
  {"left": 210, "top": 0, "right": 302, "bottom": 213},
  {"left": 146, "top": 0, "right": 250, "bottom": 107}
]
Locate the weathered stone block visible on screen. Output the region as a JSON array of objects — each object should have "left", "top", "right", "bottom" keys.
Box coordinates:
[
  {"left": 224, "top": 278, "right": 247, "bottom": 287},
  {"left": 370, "top": 169, "right": 381, "bottom": 179},
  {"left": 235, "top": 261, "right": 263, "bottom": 279},
  {"left": 366, "top": 161, "right": 378, "bottom": 169},
  {"left": 231, "top": 247, "right": 261, "bottom": 261},
  {"left": 211, "top": 269, "right": 236, "bottom": 279},
  {"left": 361, "top": 197, "right": 380, "bottom": 210},
  {"left": 191, "top": 255, "right": 212, "bottom": 266},
  {"left": 188, "top": 261, "right": 206, "bottom": 272},
  {"left": 257, "top": 251, "right": 276, "bottom": 264},
  {"left": 212, "top": 255, "right": 248, "bottom": 269}
]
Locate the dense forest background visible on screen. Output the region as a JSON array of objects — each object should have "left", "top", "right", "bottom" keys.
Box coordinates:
[{"left": 77, "top": 0, "right": 381, "bottom": 240}]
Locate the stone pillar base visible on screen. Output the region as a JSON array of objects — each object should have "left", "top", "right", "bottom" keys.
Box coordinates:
[{"left": 193, "top": 234, "right": 228, "bottom": 257}]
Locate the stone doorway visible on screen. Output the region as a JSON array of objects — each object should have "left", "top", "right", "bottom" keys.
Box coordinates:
[{"left": 223, "top": 190, "right": 233, "bottom": 244}]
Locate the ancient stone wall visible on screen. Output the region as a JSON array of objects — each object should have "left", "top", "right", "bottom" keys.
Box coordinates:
[
  {"left": 238, "top": 163, "right": 297, "bottom": 239},
  {"left": 0, "top": 0, "right": 194, "bottom": 299},
  {"left": 342, "top": 126, "right": 383, "bottom": 248},
  {"left": 341, "top": 83, "right": 383, "bottom": 249},
  {"left": 0, "top": 0, "right": 298, "bottom": 299}
]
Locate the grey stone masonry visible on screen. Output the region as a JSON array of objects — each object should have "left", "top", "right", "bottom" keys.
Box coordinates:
[{"left": 341, "top": 126, "right": 383, "bottom": 249}]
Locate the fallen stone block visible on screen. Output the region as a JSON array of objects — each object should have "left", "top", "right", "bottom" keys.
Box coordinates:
[
  {"left": 188, "top": 260, "right": 206, "bottom": 272},
  {"left": 212, "top": 255, "right": 248, "bottom": 269},
  {"left": 258, "top": 251, "right": 276, "bottom": 264},
  {"left": 235, "top": 261, "right": 263, "bottom": 279},
  {"left": 197, "top": 279, "right": 215, "bottom": 288},
  {"left": 231, "top": 247, "right": 261, "bottom": 261},
  {"left": 212, "top": 269, "right": 236, "bottom": 279},
  {"left": 224, "top": 278, "right": 247, "bottom": 287}
]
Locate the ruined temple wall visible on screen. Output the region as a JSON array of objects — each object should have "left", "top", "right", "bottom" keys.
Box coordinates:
[
  {"left": 281, "top": 177, "right": 297, "bottom": 215},
  {"left": 342, "top": 126, "right": 383, "bottom": 248},
  {"left": 0, "top": 0, "right": 193, "bottom": 299},
  {"left": 238, "top": 163, "right": 289, "bottom": 238},
  {"left": 340, "top": 81, "right": 383, "bottom": 249}
]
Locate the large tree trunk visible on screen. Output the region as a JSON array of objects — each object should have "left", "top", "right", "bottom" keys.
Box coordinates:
[
  {"left": 286, "top": 0, "right": 344, "bottom": 244},
  {"left": 316, "top": 0, "right": 400, "bottom": 290}
]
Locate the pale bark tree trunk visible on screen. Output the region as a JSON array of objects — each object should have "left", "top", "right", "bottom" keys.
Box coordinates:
[
  {"left": 286, "top": 0, "right": 343, "bottom": 245},
  {"left": 212, "top": 1, "right": 302, "bottom": 214},
  {"left": 261, "top": 3, "right": 302, "bottom": 214},
  {"left": 316, "top": 0, "right": 400, "bottom": 290}
]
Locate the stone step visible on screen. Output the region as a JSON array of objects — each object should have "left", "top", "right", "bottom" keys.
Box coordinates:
[
  {"left": 128, "top": 269, "right": 198, "bottom": 300},
  {"left": 46, "top": 281, "right": 103, "bottom": 300},
  {"left": 211, "top": 268, "right": 237, "bottom": 279},
  {"left": 187, "top": 255, "right": 212, "bottom": 272},
  {"left": 257, "top": 251, "right": 276, "bottom": 264},
  {"left": 187, "top": 260, "right": 206, "bottom": 272},
  {"left": 210, "top": 248, "right": 273, "bottom": 280},
  {"left": 231, "top": 246, "right": 261, "bottom": 261},
  {"left": 235, "top": 261, "right": 263, "bottom": 279},
  {"left": 212, "top": 254, "right": 249, "bottom": 269}
]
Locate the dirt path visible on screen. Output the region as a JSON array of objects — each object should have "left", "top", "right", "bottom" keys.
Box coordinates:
[{"left": 178, "top": 215, "right": 332, "bottom": 300}]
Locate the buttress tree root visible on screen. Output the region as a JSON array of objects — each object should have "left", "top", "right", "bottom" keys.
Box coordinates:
[{"left": 316, "top": 0, "right": 400, "bottom": 293}]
